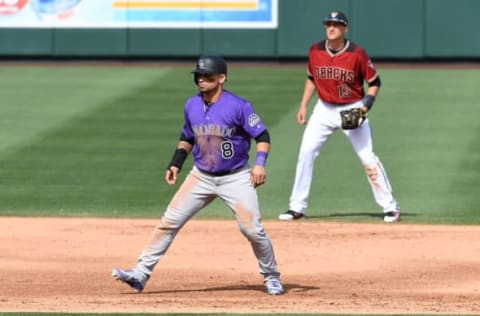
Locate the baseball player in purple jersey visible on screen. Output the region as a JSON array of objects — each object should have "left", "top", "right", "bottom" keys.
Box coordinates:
[{"left": 112, "top": 56, "right": 284, "bottom": 295}]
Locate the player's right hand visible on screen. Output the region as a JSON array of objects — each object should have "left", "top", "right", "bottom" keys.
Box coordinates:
[
  {"left": 165, "top": 167, "right": 180, "bottom": 185},
  {"left": 297, "top": 106, "right": 308, "bottom": 125}
]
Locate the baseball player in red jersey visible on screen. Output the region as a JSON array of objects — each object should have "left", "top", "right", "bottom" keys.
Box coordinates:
[{"left": 279, "top": 11, "right": 400, "bottom": 223}]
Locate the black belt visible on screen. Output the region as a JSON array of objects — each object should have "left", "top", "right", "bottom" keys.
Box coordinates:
[{"left": 197, "top": 166, "right": 246, "bottom": 177}]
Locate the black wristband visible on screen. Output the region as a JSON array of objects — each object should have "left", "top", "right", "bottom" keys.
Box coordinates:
[
  {"left": 364, "top": 95, "right": 376, "bottom": 110},
  {"left": 167, "top": 148, "right": 188, "bottom": 171}
]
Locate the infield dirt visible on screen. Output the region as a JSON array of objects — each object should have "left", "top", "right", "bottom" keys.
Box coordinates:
[{"left": 1, "top": 217, "right": 479, "bottom": 314}]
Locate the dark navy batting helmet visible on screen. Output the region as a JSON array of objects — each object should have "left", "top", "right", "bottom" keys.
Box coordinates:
[
  {"left": 323, "top": 11, "right": 348, "bottom": 26},
  {"left": 192, "top": 56, "right": 227, "bottom": 75}
]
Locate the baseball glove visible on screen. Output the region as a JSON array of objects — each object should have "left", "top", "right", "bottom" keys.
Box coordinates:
[{"left": 340, "top": 108, "right": 367, "bottom": 130}]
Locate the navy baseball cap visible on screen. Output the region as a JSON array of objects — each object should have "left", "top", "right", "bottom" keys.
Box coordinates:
[{"left": 323, "top": 11, "right": 348, "bottom": 26}]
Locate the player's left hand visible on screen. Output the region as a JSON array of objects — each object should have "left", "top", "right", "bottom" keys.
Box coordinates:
[{"left": 251, "top": 165, "right": 267, "bottom": 188}]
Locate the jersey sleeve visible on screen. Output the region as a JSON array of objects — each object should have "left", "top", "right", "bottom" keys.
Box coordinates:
[
  {"left": 240, "top": 102, "right": 266, "bottom": 138},
  {"left": 181, "top": 103, "right": 195, "bottom": 140},
  {"left": 360, "top": 49, "right": 378, "bottom": 83},
  {"left": 307, "top": 44, "right": 316, "bottom": 78}
]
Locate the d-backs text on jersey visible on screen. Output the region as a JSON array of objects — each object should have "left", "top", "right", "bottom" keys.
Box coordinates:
[{"left": 314, "top": 66, "right": 354, "bottom": 83}]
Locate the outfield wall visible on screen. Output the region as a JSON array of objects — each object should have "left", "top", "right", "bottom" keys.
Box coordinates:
[{"left": 1, "top": 0, "right": 479, "bottom": 59}]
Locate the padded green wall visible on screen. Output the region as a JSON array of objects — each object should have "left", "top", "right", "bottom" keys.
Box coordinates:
[
  {"left": 276, "top": 0, "right": 350, "bottom": 57},
  {"left": 0, "top": 0, "right": 478, "bottom": 59},
  {"left": 0, "top": 29, "right": 53, "bottom": 55},
  {"left": 53, "top": 29, "right": 128, "bottom": 56},
  {"left": 350, "top": 0, "right": 425, "bottom": 58},
  {"left": 425, "top": 0, "right": 480, "bottom": 57},
  {"left": 128, "top": 29, "right": 201, "bottom": 56}
]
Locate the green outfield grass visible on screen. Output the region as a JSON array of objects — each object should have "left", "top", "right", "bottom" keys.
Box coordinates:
[{"left": 0, "top": 64, "right": 479, "bottom": 224}]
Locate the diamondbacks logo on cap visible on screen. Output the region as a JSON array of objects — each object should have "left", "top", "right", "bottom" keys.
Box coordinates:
[{"left": 248, "top": 113, "right": 261, "bottom": 127}]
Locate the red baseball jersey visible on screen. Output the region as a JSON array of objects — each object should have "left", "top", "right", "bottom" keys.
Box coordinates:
[{"left": 308, "top": 40, "right": 378, "bottom": 105}]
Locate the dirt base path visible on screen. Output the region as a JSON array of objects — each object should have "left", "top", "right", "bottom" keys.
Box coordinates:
[{"left": 1, "top": 217, "right": 480, "bottom": 314}]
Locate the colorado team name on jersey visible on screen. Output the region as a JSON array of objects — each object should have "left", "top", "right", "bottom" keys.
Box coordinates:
[
  {"left": 192, "top": 124, "right": 236, "bottom": 138},
  {"left": 314, "top": 66, "right": 354, "bottom": 83}
]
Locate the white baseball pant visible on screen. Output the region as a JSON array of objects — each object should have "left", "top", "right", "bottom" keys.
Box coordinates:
[
  {"left": 289, "top": 98, "right": 399, "bottom": 214},
  {"left": 135, "top": 166, "right": 280, "bottom": 279}
]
